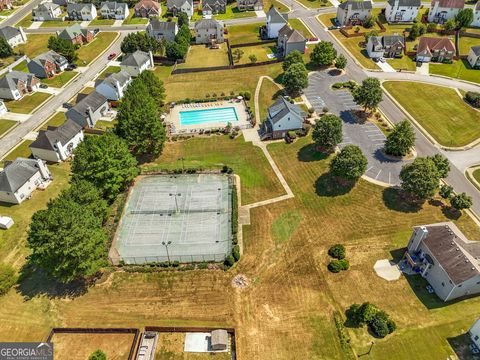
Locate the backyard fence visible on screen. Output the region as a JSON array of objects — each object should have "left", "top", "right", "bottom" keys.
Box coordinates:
[
  {"left": 110, "top": 253, "right": 228, "bottom": 265},
  {"left": 339, "top": 20, "right": 386, "bottom": 38}
]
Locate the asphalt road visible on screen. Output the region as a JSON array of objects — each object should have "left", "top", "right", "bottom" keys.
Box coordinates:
[{"left": 1, "top": 0, "right": 42, "bottom": 27}]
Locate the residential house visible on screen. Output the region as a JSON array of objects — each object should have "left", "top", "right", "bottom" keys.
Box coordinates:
[
  {"left": 277, "top": 25, "right": 306, "bottom": 57},
  {"left": 265, "top": 6, "right": 288, "bottom": 39},
  {"left": 147, "top": 19, "right": 178, "bottom": 42},
  {"left": 467, "top": 45, "right": 480, "bottom": 68},
  {"left": 66, "top": 3, "right": 98, "bottom": 21},
  {"left": 195, "top": 18, "right": 224, "bottom": 44},
  {"left": 428, "top": 0, "right": 464, "bottom": 24},
  {"left": 52, "top": 0, "right": 74, "bottom": 6},
  {"left": 120, "top": 50, "right": 154, "bottom": 77},
  {"left": 28, "top": 50, "right": 69, "bottom": 78},
  {"left": 99, "top": 1, "right": 129, "bottom": 19},
  {"left": 0, "top": 158, "right": 52, "bottom": 204},
  {"left": 336, "top": 0, "right": 372, "bottom": 26},
  {"left": 405, "top": 222, "right": 480, "bottom": 302},
  {"left": 0, "top": 0, "right": 11, "bottom": 11},
  {"left": 66, "top": 90, "right": 109, "bottom": 128},
  {"left": 366, "top": 34, "right": 405, "bottom": 58},
  {"left": 134, "top": 0, "right": 161, "bottom": 18},
  {"left": 0, "top": 101, "right": 7, "bottom": 116},
  {"left": 166, "top": 0, "right": 194, "bottom": 17},
  {"left": 0, "top": 26, "right": 27, "bottom": 48},
  {"left": 385, "top": 0, "right": 421, "bottom": 23},
  {"left": 416, "top": 36, "right": 455, "bottom": 62},
  {"left": 0, "top": 71, "right": 39, "bottom": 100},
  {"left": 32, "top": 2, "right": 62, "bottom": 21},
  {"left": 29, "top": 120, "right": 84, "bottom": 163},
  {"left": 260, "top": 97, "right": 306, "bottom": 140},
  {"left": 237, "top": 0, "right": 263, "bottom": 11},
  {"left": 202, "top": 0, "right": 226, "bottom": 15},
  {"left": 472, "top": 1, "right": 480, "bottom": 27},
  {"left": 470, "top": 319, "right": 480, "bottom": 350},
  {"left": 57, "top": 24, "right": 94, "bottom": 45},
  {"left": 95, "top": 70, "right": 132, "bottom": 100}
]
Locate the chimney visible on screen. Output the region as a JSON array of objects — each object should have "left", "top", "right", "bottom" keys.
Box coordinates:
[{"left": 408, "top": 226, "right": 428, "bottom": 253}]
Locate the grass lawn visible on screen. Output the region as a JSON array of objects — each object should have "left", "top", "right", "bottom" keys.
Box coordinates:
[
  {"left": 383, "top": 81, "right": 480, "bottom": 147},
  {"left": 150, "top": 65, "right": 173, "bottom": 82},
  {"left": 235, "top": 43, "right": 275, "bottom": 64},
  {"left": 264, "top": 0, "right": 289, "bottom": 12},
  {"left": 15, "top": 14, "right": 32, "bottom": 28},
  {"left": 227, "top": 22, "right": 263, "bottom": 45},
  {"left": 76, "top": 32, "right": 118, "bottom": 65},
  {"left": 430, "top": 59, "right": 480, "bottom": 84},
  {"left": 458, "top": 35, "right": 480, "bottom": 55},
  {"left": 289, "top": 19, "right": 314, "bottom": 38},
  {"left": 39, "top": 112, "right": 66, "bottom": 130},
  {"left": 122, "top": 9, "right": 149, "bottom": 25},
  {"left": 94, "top": 120, "right": 116, "bottom": 131},
  {"left": 295, "top": 0, "right": 332, "bottom": 8},
  {"left": 178, "top": 44, "right": 230, "bottom": 69},
  {"left": 89, "top": 17, "right": 115, "bottom": 26},
  {"left": 41, "top": 71, "right": 78, "bottom": 88},
  {"left": 155, "top": 333, "right": 231, "bottom": 359},
  {"left": 5, "top": 92, "right": 51, "bottom": 114},
  {"left": 3, "top": 139, "right": 33, "bottom": 163},
  {"left": 214, "top": 3, "right": 256, "bottom": 20},
  {"left": 474, "top": 168, "right": 480, "bottom": 184},
  {"left": 98, "top": 66, "right": 121, "bottom": 80},
  {"left": 0, "top": 119, "right": 17, "bottom": 137},
  {"left": 387, "top": 55, "right": 417, "bottom": 71},
  {"left": 258, "top": 77, "right": 282, "bottom": 121},
  {"left": 11, "top": 60, "right": 28, "bottom": 72},
  {"left": 40, "top": 17, "right": 80, "bottom": 28},
  {"left": 16, "top": 34, "right": 52, "bottom": 58}
]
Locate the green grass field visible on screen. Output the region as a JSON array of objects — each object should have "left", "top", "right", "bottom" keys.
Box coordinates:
[
  {"left": 383, "top": 81, "right": 480, "bottom": 147},
  {"left": 295, "top": 0, "right": 332, "bottom": 8},
  {"left": 98, "top": 66, "right": 121, "bottom": 80},
  {"left": 258, "top": 77, "right": 282, "bottom": 121},
  {"left": 12, "top": 61, "right": 28, "bottom": 72},
  {"left": 122, "top": 9, "right": 149, "bottom": 25},
  {"left": 89, "top": 17, "right": 115, "bottom": 26},
  {"left": 289, "top": 19, "right": 314, "bottom": 38},
  {"left": 235, "top": 43, "right": 275, "bottom": 64},
  {"left": 227, "top": 22, "right": 263, "bottom": 45},
  {"left": 41, "top": 71, "right": 78, "bottom": 88},
  {"left": 76, "top": 32, "right": 117, "bottom": 66},
  {"left": 40, "top": 19, "right": 80, "bottom": 28},
  {"left": 3, "top": 139, "right": 33, "bottom": 163},
  {"left": 430, "top": 60, "right": 480, "bottom": 84},
  {"left": 5, "top": 92, "right": 51, "bottom": 114},
  {"left": 39, "top": 112, "right": 66, "bottom": 130},
  {"left": 15, "top": 14, "right": 33, "bottom": 28},
  {"left": 178, "top": 44, "right": 230, "bottom": 69},
  {"left": 16, "top": 34, "right": 52, "bottom": 58},
  {"left": 213, "top": 3, "right": 256, "bottom": 20},
  {"left": 0, "top": 119, "right": 17, "bottom": 137},
  {"left": 474, "top": 168, "right": 480, "bottom": 184}
]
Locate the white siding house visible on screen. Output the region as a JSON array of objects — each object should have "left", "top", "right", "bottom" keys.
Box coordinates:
[
  {"left": 95, "top": 70, "right": 132, "bottom": 100},
  {"left": 428, "top": 0, "right": 464, "bottom": 23},
  {"left": 0, "top": 26, "right": 27, "bottom": 48},
  {"left": 120, "top": 50, "right": 154, "bottom": 77},
  {"left": 265, "top": 6, "right": 288, "bottom": 38},
  {"left": 385, "top": 0, "right": 421, "bottom": 23},
  {"left": 470, "top": 319, "right": 480, "bottom": 350},
  {"left": 336, "top": 0, "right": 372, "bottom": 26}
]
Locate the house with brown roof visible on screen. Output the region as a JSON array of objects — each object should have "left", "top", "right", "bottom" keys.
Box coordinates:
[
  {"left": 416, "top": 36, "right": 455, "bottom": 62},
  {"left": 134, "top": 0, "right": 161, "bottom": 18},
  {"left": 405, "top": 222, "right": 480, "bottom": 302},
  {"left": 366, "top": 35, "right": 405, "bottom": 59},
  {"left": 0, "top": 71, "right": 39, "bottom": 100},
  {"left": 428, "top": 0, "right": 464, "bottom": 23},
  {"left": 277, "top": 25, "right": 307, "bottom": 57},
  {"left": 0, "top": 0, "right": 12, "bottom": 11}
]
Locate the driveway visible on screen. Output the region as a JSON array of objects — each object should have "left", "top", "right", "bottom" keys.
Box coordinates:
[{"left": 376, "top": 61, "right": 396, "bottom": 73}]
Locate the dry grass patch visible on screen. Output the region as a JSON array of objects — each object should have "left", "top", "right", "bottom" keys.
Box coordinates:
[
  {"left": 155, "top": 332, "right": 232, "bottom": 359},
  {"left": 178, "top": 44, "right": 230, "bottom": 69}
]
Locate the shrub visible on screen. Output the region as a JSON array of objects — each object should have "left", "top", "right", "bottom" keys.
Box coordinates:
[
  {"left": 363, "top": 16, "right": 376, "bottom": 28},
  {"left": 328, "top": 244, "right": 346, "bottom": 259},
  {"left": 332, "top": 82, "right": 344, "bottom": 89},
  {"left": 338, "top": 259, "right": 349, "bottom": 270},
  {"left": 243, "top": 91, "right": 251, "bottom": 101},
  {"left": 327, "top": 259, "right": 343, "bottom": 273},
  {"left": 346, "top": 302, "right": 396, "bottom": 337},
  {"left": 88, "top": 350, "right": 106, "bottom": 360},
  {"left": 439, "top": 184, "right": 453, "bottom": 200},
  {"left": 0, "top": 263, "right": 16, "bottom": 296},
  {"left": 465, "top": 91, "right": 480, "bottom": 108},
  {"left": 224, "top": 255, "right": 235, "bottom": 267},
  {"left": 232, "top": 245, "right": 241, "bottom": 261},
  {"left": 369, "top": 311, "right": 390, "bottom": 338}
]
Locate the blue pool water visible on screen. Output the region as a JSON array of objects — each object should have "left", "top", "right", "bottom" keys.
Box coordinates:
[{"left": 179, "top": 107, "right": 239, "bottom": 126}]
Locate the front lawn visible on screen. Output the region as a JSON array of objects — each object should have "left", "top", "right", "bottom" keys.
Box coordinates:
[
  {"left": 40, "top": 19, "right": 81, "bottom": 28},
  {"left": 0, "top": 119, "right": 17, "bottom": 137},
  {"left": 41, "top": 71, "right": 78, "bottom": 88},
  {"left": 5, "top": 92, "right": 51, "bottom": 114},
  {"left": 214, "top": 3, "right": 256, "bottom": 20},
  {"left": 98, "top": 66, "right": 121, "bottom": 80},
  {"left": 227, "top": 22, "right": 263, "bottom": 45},
  {"left": 15, "top": 14, "right": 32, "bottom": 28},
  {"left": 39, "top": 112, "right": 66, "bottom": 130},
  {"left": 258, "top": 77, "right": 282, "bottom": 121},
  {"left": 12, "top": 60, "right": 28, "bottom": 72},
  {"left": 89, "top": 17, "right": 115, "bottom": 26},
  {"left": 122, "top": 9, "right": 149, "bottom": 25},
  {"left": 295, "top": 0, "right": 332, "bottom": 8},
  {"left": 3, "top": 139, "right": 33, "bottom": 163},
  {"left": 16, "top": 34, "right": 52, "bottom": 58},
  {"left": 264, "top": 0, "right": 289, "bottom": 12},
  {"left": 289, "top": 19, "right": 314, "bottom": 38},
  {"left": 430, "top": 59, "right": 480, "bottom": 84},
  {"left": 76, "top": 32, "right": 118, "bottom": 65},
  {"left": 234, "top": 43, "right": 275, "bottom": 64},
  {"left": 383, "top": 81, "right": 480, "bottom": 147},
  {"left": 177, "top": 44, "right": 230, "bottom": 69},
  {"left": 458, "top": 35, "right": 480, "bottom": 55},
  {"left": 387, "top": 55, "right": 417, "bottom": 71}
]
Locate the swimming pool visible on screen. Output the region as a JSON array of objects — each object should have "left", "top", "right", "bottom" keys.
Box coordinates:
[{"left": 179, "top": 107, "right": 239, "bottom": 126}]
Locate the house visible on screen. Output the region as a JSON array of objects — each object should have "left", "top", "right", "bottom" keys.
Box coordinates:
[
  {"left": 194, "top": 19, "right": 224, "bottom": 44},
  {"left": 29, "top": 120, "right": 84, "bottom": 163},
  {"left": 473, "top": 2, "right": 480, "bottom": 28},
  {"left": 366, "top": 35, "right": 405, "bottom": 58},
  {"left": 385, "top": 0, "right": 421, "bottom": 23},
  {"left": 28, "top": 51, "right": 69, "bottom": 79},
  {"left": 201, "top": 0, "right": 226, "bottom": 15},
  {"left": 470, "top": 319, "right": 480, "bottom": 349},
  {"left": 428, "top": 0, "right": 464, "bottom": 23},
  {"left": 237, "top": 0, "right": 263, "bottom": 11},
  {"left": 405, "top": 222, "right": 480, "bottom": 302},
  {"left": 57, "top": 24, "right": 94, "bottom": 45},
  {"left": 32, "top": 2, "right": 62, "bottom": 21},
  {"left": 336, "top": 0, "right": 372, "bottom": 26},
  {"left": 0, "top": 0, "right": 11, "bottom": 11},
  {"left": 66, "top": 90, "right": 109, "bottom": 128},
  {"left": 416, "top": 36, "right": 455, "bottom": 62},
  {"left": 0, "top": 71, "right": 39, "bottom": 100},
  {"left": 166, "top": 0, "right": 194, "bottom": 17},
  {"left": 134, "top": 0, "right": 161, "bottom": 18},
  {"left": 467, "top": 45, "right": 480, "bottom": 68},
  {"left": 99, "top": 1, "right": 129, "bottom": 20},
  {"left": 260, "top": 97, "right": 306, "bottom": 140},
  {"left": 210, "top": 330, "right": 228, "bottom": 351},
  {"left": 277, "top": 25, "right": 307, "bottom": 57},
  {"left": 265, "top": 6, "right": 288, "bottom": 39},
  {"left": 147, "top": 19, "right": 178, "bottom": 42},
  {"left": 66, "top": 3, "right": 97, "bottom": 21},
  {"left": 120, "top": 50, "right": 154, "bottom": 77},
  {"left": 0, "top": 100, "right": 7, "bottom": 116},
  {"left": 0, "top": 26, "right": 27, "bottom": 48},
  {"left": 0, "top": 158, "right": 52, "bottom": 204},
  {"left": 52, "top": 0, "right": 74, "bottom": 6},
  {"left": 95, "top": 70, "right": 132, "bottom": 100}
]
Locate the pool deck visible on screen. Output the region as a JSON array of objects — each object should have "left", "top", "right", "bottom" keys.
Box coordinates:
[{"left": 166, "top": 100, "right": 251, "bottom": 134}]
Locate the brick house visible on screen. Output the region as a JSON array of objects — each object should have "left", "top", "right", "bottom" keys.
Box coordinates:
[
  {"left": 57, "top": 24, "right": 94, "bottom": 45},
  {"left": 416, "top": 36, "right": 455, "bottom": 62}
]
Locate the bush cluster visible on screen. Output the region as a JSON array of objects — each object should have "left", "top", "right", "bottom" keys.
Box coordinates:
[
  {"left": 465, "top": 91, "right": 480, "bottom": 108},
  {"left": 346, "top": 302, "right": 396, "bottom": 338},
  {"left": 328, "top": 244, "right": 346, "bottom": 259},
  {"left": 327, "top": 244, "right": 350, "bottom": 273},
  {"left": 332, "top": 81, "right": 356, "bottom": 90}
]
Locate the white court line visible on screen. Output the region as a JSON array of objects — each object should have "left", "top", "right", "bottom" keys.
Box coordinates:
[
  {"left": 366, "top": 166, "right": 374, "bottom": 173},
  {"left": 375, "top": 170, "right": 382, "bottom": 179}
]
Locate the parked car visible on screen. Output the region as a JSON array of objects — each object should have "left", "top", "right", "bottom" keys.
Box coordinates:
[
  {"left": 62, "top": 102, "right": 73, "bottom": 109},
  {"left": 327, "top": 26, "right": 340, "bottom": 30},
  {"left": 39, "top": 84, "right": 48, "bottom": 89},
  {"left": 108, "top": 53, "right": 117, "bottom": 60},
  {"left": 379, "top": 57, "right": 386, "bottom": 63},
  {"left": 93, "top": 28, "right": 100, "bottom": 36},
  {"left": 309, "top": 37, "right": 318, "bottom": 41},
  {"left": 68, "top": 63, "right": 77, "bottom": 69}
]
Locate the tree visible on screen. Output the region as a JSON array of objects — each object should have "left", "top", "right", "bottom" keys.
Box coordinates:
[
  {"left": 61, "top": 180, "right": 109, "bottom": 222},
  {"left": 428, "top": 154, "right": 450, "bottom": 178},
  {"left": 232, "top": 48, "right": 244, "bottom": 63},
  {"left": 384, "top": 120, "right": 415, "bottom": 156},
  {"left": 439, "top": 184, "right": 453, "bottom": 200},
  {"left": 310, "top": 41, "right": 337, "bottom": 66},
  {"left": 427, "top": 23, "right": 437, "bottom": 33},
  {"left": 249, "top": 54, "right": 257, "bottom": 63},
  {"left": 328, "top": 259, "right": 349, "bottom": 273},
  {"left": 409, "top": 23, "right": 426, "bottom": 40},
  {"left": 282, "top": 50, "right": 304, "bottom": 71},
  {"left": 364, "top": 30, "right": 379, "bottom": 43},
  {"left": 0, "top": 37, "right": 12, "bottom": 58},
  {"left": 347, "top": 302, "right": 379, "bottom": 326},
  {"left": 282, "top": 63, "right": 308, "bottom": 97},
  {"left": 0, "top": 263, "right": 16, "bottom": 296},
  {"left": 177, "top": 11, "right": 189, "bottom": 27},
  {"left": 166, "top": 40, "right": 188, "bottom": 60},
  {"left": 335, "top": 54, "right": 347, "bottom": 70},
  {"left": 72, "top": 132, "right": 139, "bottom": 201},
  {"left": 363, "top": 16, "right": 376, "bottom": 29},
  {"left": 137, "top": 70, "right": 165, "bottom": 107},
  {"left": 455, "top": 8, "right": 473, "bottom": 29},
  {"left": 175, "top": 24, "right": 191, "bottom": 45},
  {"left": 312, "top": 114, "right": 343, "bottom": 151},
  {"left": 121, "top": 32, "right": 163, "bottom": 54},
  {"left": 47, "top": 36, "right": 77, "bottom": 62},
  {"left": 330, "top": 145, "right": 368, "bottom": 182},
  {"left": 400, "top": 157, "right": 441, "bottom": 200},
  {"left": 450, "top": 192, "right": 472, "bottom": 211},
  {"left": 370, "top": 311, "right": 394, "bottom": 338},
  {"left": 88, "top": 350, "right": 107, "bottom": 360},
  {"left": 443, "top": 18, "right": 457, "bottom": 32},
  {"left": 328, "top": 244, "right": 345, "bottom": 259},
  {"left": 465, "top": 91, "right": 480, "bottom": 108},
  {"left": 352, "top": 77, "right": 382, "bottom": 112}
]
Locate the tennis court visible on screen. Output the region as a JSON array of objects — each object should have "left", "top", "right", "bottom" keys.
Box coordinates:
[{"left": 111, "top": 174, "right": 233, "bottom": 264}]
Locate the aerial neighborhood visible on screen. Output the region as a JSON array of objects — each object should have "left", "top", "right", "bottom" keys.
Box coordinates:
[{"left": 0, "top": 0, "right": 478, "bottom": 358}]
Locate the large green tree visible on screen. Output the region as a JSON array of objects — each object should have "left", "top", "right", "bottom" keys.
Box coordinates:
[
  {"left": 428, "top": 154, "right": 450, "bottom": 179},
  {"left": 450, "top": 192, "right": 472, "bottom": 211},
  {"left": 352, "top": 77, "right": 383, "bottom": 112},
  {"left": 48, "top": 36, "right": 77, "bottom": 62},
  {"left": 137, "top": 70, "right": 165, "bottom": 107},
  {"left": 72, "top": 132, "right": 139, "bottom": 201},
  {"left": 121, "top": 32, "right": 162, "bottom": 54},
  {"left": 400, "top": 157, "right": 441, "bottom": 199},
  {"left": 330, "top": 145, "right": 367, "bottom": 182},
  {"left": 310, "top": 41, "right": 337, "bottom": 66},
  {"left": 312, "top": 114, "right": 343, "bottom": 152},
  {"left": 282, "top": 50, "right": 304, "bottom": 71},
  {"left": 384, "top": 120, "right": 415, "bottom": 156},
  {"left": 335, "top": 54, "right": 347, "bottom": 70},
  {"left": 0, "top": 37, "right": 12, "bottom": 58},
  {"left": 282, "top": 63, "right": 308, "bottom": 97},
  {"left": 455, "top": 8, "right": 473, "bottom": 29},
  {"left": 177, "top": 12, "right": 189, "bottom": 27}
]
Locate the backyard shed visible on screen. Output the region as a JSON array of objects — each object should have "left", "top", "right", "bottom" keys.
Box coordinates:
[
  {"left": 0, "top": 216, "right": 13, "bottom": 229},
  {"left": 210, "top": 329, "right": 228, "bottom": 351}
]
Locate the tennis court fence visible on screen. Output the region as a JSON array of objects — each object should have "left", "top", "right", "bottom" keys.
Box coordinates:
[{"left": 110, "top": 253, "right": 228, "bottom": 265}]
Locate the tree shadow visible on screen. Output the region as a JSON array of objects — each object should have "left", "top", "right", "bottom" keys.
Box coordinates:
[
  {"left": 428, "top": 198, "right": 444, "bottom": 208},
  {"left": 297, "top": 143, "right": 329, "bottom": 162},
  {"left": 382, "top": 187, "right": 423, "bottom": 213},
  {"left": 442, "top": 206, "right": 462, "bottom": 220},
  {"left": 315, "top": 173, "right": 354, "bottom": 197}
]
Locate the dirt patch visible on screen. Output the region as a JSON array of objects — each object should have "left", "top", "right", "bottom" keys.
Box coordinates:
[{"left": 232, "top": 274, "right": 250, "bottom": 289}]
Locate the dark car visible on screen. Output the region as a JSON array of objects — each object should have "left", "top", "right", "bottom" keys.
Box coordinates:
[
  {"left": 39, "top": 84, "right": 48, "bottom": 89},
  {"left": 62, "top": 102, "right": 73, "bottom": 109}
]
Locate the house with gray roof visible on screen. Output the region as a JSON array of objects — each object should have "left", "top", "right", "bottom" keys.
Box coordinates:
[
  {"left": 120, "top": 50, "right": 154, "bottom": 77},
  {"left": 265, "top": 6, "right": 288, "bottom": 39},
  {"left": 57, "top": 24, "right": 94, "bottom": 45},
  {"left": 336, "top": 0, "right": 372, "bottom": 26},
  {"left": 32, "top": 2, "right": 62, "bottom": 21},
  {"left": 405, "top": 222, "right": 480, "bottom": 302},
  {"left": 30, "top": 120, "right": 83, "bottom": 163},
  {"left": 67, "top": 3, "right": 97, "bottom": 21},
  {"left": 194, "top": 19, "right": 224, "bottom": 44},
  {"left": 385, "top": 0, "right": 421, "bottom": 23},
  {"left": 237, "top": 0, "right": 263, "bottom": 11},
  {"left": 201, "top": 0, "right": 226, "bottom": 15},
  {"left": 167, "top": 0, "right": 194, "bottom": 17},
  {"left": 277, "top": 25, "right": 306, "bottom": 57},
  {"left": 147, "top": 19, "right": 178, "bottom": 42},
  {"left": 0, "top": 26, "right": 27, "bottom": 48},
  {"left": 0, "top": 71, "right": 40, "bottom": 100},
  {"left": 473, "top": 1, "right": 480, "bottom": 27},
  {"left": 95, "top": 70, "right": 132, "bottom": 100},
  {"left": 100, "top": 1, "right": 129, "bottom": 19},
  {"left": 0, "top": 157, "right": 52, "bottom": 204},
  {"left": 260, "top": 97, "right": 306, "bottom": 140},
  {"left": 366, "top": 34, "right": 405, "bottom": 59},
  {"left": 66, "top": 90, "right": 109, "bottom": 128},
  {"left": 28, "top": 50, "right": 68, "bottom": 79},
  {"left": 467, "top": 45, "right": 480, "bottom": 68}
]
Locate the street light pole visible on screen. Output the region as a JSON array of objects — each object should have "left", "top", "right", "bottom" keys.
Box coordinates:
[
  {"left": 178, "top": 157, "right": 185, "bottom": 173},
  {"left": 169, "top": 193, "right": 181, "bottom": 213},
  {"left": 162, "top": 241, "right": 172, "bottom": 265}
]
